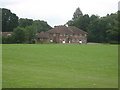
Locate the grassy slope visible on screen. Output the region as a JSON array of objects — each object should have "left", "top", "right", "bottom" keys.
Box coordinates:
[{"left": 2, "top": 44, "right": 118, "bottom": 88}]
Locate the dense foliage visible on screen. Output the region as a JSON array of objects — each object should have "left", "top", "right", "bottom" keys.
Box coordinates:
[
  {"left": 67, "top": 10, "right": 119, "bottom": 43},
  {"left": 18, "top": 18, "right": 52, "bottom": 33},
  {"left": 2, "top": 8, "right": 18, "bottom": 32},
  {"left": 2, "top": 8, "right": 52, "bottom": 44}
]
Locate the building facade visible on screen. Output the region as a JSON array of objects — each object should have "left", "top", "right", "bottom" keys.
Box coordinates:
[
  {"left": 1, "top": 32, "right": 12, "bottom": 36},
  {"left": 37, "top": 25, "right": 88, "bottom": 44}
]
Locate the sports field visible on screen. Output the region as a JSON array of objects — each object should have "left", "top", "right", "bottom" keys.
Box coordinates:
[{"left": 2, "top": 44, "right": 118, "bottom": 88}]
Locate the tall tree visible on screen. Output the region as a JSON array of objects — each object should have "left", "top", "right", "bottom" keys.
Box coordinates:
[
  {"left": 66, "top": 8, "right": 119, "bottom": 43},
  {"left": 67, "top": 14, "right": 90, "bottom": 31},
  {"left": 2, "top": 8, "right": 18, "bottom": 32},
  {"left": 72, "top": 7, "right": 83, "bottom": 20},
  {"left": 105, "top": 12, "right": 119, "bottom": 43}
]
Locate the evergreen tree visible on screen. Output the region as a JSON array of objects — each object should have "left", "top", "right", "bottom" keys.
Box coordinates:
[{"left": 72, "top": 7, "right": 83, "bottom": 20}]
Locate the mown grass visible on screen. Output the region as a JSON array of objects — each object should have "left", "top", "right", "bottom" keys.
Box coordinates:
[{"left": 2, "top": 44, "right": 118, "bottom": 88}]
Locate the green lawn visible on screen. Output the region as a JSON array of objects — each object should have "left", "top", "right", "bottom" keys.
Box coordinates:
[{"left": 2, "top": 44, "right": 118, "bottom": 88}]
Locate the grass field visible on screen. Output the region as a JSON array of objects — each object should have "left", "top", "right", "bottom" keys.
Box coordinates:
[{"left": 2, "top": 44, "right": 118, "bottom": 88}]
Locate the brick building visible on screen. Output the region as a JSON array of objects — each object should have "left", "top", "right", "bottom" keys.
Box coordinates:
[
  {"left": 36, "top": 32, "right": 49, "bottom": 43},
  {"left": 1, "top": 32, "right": 12, "bottom": 36},
  {"left": 37, "top": 25, "right": 88, "bottom": 44}
]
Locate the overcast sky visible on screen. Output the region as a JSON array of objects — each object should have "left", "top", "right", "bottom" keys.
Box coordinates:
[{"left": 0, "top": 0, "right": 119, "bottom": 27}]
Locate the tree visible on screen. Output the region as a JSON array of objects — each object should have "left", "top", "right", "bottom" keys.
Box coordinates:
[
  {"left": 2, "top": 35, "right": 14, "bottom": 44},
  {"left": 2, "top": 8, "right": 18, "bottom": 32},
  {"left": 67, "top": 9, "right": 119, "bottom": 43},
  {"left": 12, "top": 27, "right": 26, "bottom": 43},
  {"left": 105, "top": 12, "right": 119, "bottom": 43},
  {"left": 19, "top": 18, "right": 33, "bottom": 28},
  {"left": 18, "top": 19, "right": 52, "bottom": 32},
  {"left": 32, "top": 20, "right": 52, "bottom": 32},
  {"left": 25, "top": 25, "right": 36, "bottom": 43},
  {"left": 72, "top": 7, "right": 83, "bottom": 20},
  {"left": 67, "top": 14, "right": 90, "bottom": 31}
]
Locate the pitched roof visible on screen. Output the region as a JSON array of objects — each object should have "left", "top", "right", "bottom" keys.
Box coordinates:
[
  {"left": 68, "top": 26, "right": 87, "bottom": 34},
  {"left": 47, "top": 25, "right": 87, "bottom": 34},
  {"left": 47, "top": 26, "right": 72, "bottom": 34},
  {"left": 2, "top": 32, "right": 13, "bottom": 36}
]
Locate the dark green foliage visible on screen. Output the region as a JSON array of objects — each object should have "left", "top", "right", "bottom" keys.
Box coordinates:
[
  {"left": 25, "top": 25, "right": 36, "bottom": 43},
  {"left": 68, "top": 14, "right": 90, "bottom": 31},
  {"left": 67, "top": 9, "right": 119, "bottom": 43},
  {"left": 2, "top": 8, "right": 18, "bottom": 32},
  {"left": 12, "top": 27, "right": 26, "bottom": 43},
  {"left": 32, "top": 20, "right": 52, "bottom": 33},
  {"left": 2, "top": 35, "right": 13, "bottom": 44},
  {"left": 12, "top": 26, "right": 37, "bottom": 43},
  {"left": 19, "top": 18, "right": 33, "bottom": 28},
  {"left": 18, "top": 19, "right": 52, "bottom": 33},
  {"left": 2, "top": 8, "right": 52, "bottom": 44},
  {"left": 88, "top": 13, "right": 119, "bottom": 43}
]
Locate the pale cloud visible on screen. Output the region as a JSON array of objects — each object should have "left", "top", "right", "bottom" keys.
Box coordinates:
[
  {"left": 0, "top": 0, "right": 22, "bottom": 6},
  {"left": 0, "top": 0, "right": 119, "bottom": 27}
]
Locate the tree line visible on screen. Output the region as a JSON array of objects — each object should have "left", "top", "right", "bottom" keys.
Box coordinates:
[
  {"left": 2, "top": 8, "right": 52, "bottom": 43},
  {"left": 1, "top": 8, "right": 119, "bottom": 44},
  {"left": 67, "top": 7, "right": 119, "bottom": 44}
]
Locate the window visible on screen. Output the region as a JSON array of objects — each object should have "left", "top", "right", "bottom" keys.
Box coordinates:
[
  {"left": 60, "top": 34, "right": 62, "bottom": 36},
  {"left": 53, "top": 33, "right": 56, "bottom": 36},
  {"left": 66, "top": 34, "right": 68, "bottom": 37},
  {"left": 70, "top": 34, "right": 73, "bottom": 36},
  {"left": 82, "top": 34, "right": 84, "bottom": 36}
]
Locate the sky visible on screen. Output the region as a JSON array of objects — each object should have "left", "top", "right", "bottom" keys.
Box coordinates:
[{"left": 0, "top": 0, "right": 119, "bottom": 27}]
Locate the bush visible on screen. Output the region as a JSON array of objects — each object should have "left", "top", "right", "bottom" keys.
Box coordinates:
[
  {"left": 2, "top": 36, "right": 14, "bottom": 44},
  {"left": 109, "top": 41, "right": 119, "bottom": 44}
]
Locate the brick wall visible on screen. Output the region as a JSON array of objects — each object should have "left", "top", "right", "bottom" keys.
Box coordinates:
[{"left": 49, "top": 33, "right": 87, "bottom": 44}]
